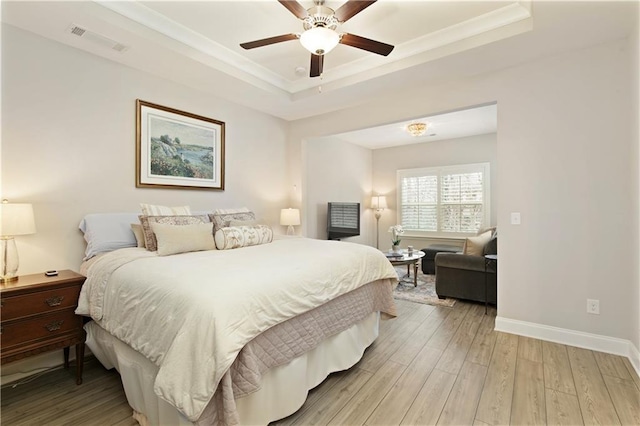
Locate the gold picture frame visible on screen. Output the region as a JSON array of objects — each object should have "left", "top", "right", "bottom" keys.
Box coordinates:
[{"left": 136, "top": 99, "right": 225, "bottom": 190}]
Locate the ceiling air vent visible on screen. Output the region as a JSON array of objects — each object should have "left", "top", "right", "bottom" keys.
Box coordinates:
[
  {"left": 70, "top": 26, "right": 86, "bottom": 37},
  {"left": 66, "top": 24, "right": 130, "bottom": 53}
]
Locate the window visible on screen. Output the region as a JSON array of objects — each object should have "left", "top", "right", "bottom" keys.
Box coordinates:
[{"left": 397, "top": 163, "right": 490, "bottom": 237}]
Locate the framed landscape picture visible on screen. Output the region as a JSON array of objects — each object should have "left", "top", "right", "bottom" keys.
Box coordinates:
[{"left": 136, "top": 100, "right": 225, "bottom": 190}]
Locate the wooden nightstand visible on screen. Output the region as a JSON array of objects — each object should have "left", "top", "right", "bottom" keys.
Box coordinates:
[{"left": 1, "top": 270, "right": 86, "bottom": 384}]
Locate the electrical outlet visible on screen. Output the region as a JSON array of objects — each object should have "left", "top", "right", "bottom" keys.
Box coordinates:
[{"left": 587, "top": 299, "right": 600, "bottom": 315}]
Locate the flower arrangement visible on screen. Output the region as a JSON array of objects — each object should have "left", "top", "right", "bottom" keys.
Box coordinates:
[{"left": 388, "top": 225, "right": 404, "bottom": 246}]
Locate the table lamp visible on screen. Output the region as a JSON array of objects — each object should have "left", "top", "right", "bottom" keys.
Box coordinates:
[
  {"left": 280, "top": 208, "right": 300, "bottom": 236},
  {"left": 371, "top": 195, "right": 387, "bottom": 249},
  {"left": 1, "top": 200, "right": 36, "bottom": 282}
]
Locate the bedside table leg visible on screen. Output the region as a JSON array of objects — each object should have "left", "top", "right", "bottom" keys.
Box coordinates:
[
  {"left": 63, "top": 347, "right": 70, "bottom": 369},
  {"left": 75, "top": 342, "right": 85, "bottom": 385}
]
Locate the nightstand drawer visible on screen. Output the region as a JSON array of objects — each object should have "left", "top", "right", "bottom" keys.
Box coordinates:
[
  {"left": 1, "top": 309, "right": 82, "bottom": 348},
  {"left": 1, "top": 285, "right": 81, "bottom": 321}
]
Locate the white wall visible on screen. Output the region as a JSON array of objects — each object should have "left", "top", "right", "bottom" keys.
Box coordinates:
[
  {"left": 372, "top": 133, "right": 497, "bottom": 252},
  {"left": 289, "top": 38, "right": 638, "bottom": 358},
  {"left": 304, "top": 137, "right": 372, "bottom": 245},
  {"left": 1, "top": 25, "right": 290, "bottom": 275},
  {"left": 304, "top": 133, "right": 497, "bottom": 252}
]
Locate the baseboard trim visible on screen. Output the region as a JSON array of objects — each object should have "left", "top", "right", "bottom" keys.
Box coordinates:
[
  {"left": 629, "top": 340, "right": 640, "bottom": 377},
  {"left": 1, "top": 347, "right": 92, "bottom": 386},
  {"left": 495, "top": 316, "right": 640, "bottom": 376}
]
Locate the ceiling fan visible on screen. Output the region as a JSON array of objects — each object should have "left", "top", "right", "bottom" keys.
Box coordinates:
[{"left": 240, "top": 0, "right": 394, "bottom": 78}]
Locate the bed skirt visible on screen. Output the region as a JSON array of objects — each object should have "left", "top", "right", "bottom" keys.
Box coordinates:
[{"left": 85, "top": 311, "right": 380, "bottom": 425}]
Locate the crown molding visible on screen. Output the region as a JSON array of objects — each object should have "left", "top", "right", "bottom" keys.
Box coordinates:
[{"left": 94, "top": 0, "right": 531, "bottom": 95}]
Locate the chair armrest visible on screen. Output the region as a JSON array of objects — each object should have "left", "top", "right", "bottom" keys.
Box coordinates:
[{"left": 435, "top": 252, "right": 486, "bottom": 272}]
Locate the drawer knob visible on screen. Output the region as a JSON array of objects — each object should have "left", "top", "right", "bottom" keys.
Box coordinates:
[
  {"left": 44, "top": 320, "right": 64, "bottom": 332},
  {"left": 45, "top": 296, "right": 65, "bottom": 307}
]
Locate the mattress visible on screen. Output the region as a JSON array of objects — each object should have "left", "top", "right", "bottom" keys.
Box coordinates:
[{"left": 77, "top": 238, "right": 398, "bottom": 423}]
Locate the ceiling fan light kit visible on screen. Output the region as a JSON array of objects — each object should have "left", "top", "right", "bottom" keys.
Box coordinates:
[
  {"left": 240, "top": 0, "right": 394, "bottom": 78},
  {"left": 300, "top": 27, "right": 340, "bottom": 55}
]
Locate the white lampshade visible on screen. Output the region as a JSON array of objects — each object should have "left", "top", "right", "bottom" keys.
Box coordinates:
[
  {"left": 1, "top": 201, "right": 36, "bottom": 282},
  {"left": 1, "top": 202, "right": 36, "bottom": 236},
  {"left": 371, "top": 195, "right": 387, "bottom": 210},
  {"left": 299, "top": 27, "right": 339, "bottom": 55},
  {"left": 280, "top": 208, "right": 301, "bottom": 226}
]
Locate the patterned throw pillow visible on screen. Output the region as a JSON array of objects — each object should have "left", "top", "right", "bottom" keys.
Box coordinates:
[
  {"left": 210, "top": 208, "right": 256, "bottom": 233},
  {"left": 214, "top": 225, "right": 273, "bottom": 250},
  {"left": 228, "top": 219, "right": 258, "bottom": 227},
  {"left": 140, "top": 203, "right": 191, "bottom": 216},
  {"left": 139, "top": 214, "right": 211, "bottom": 251}
]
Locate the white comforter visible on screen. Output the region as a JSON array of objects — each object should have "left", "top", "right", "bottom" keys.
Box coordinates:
[{"left": 76, "top": 237, "right": 397, "bottom": 421}]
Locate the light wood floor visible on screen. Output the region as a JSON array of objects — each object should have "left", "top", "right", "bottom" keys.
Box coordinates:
[{"left": 2, "top": 299, "right": 639, "bottom": 425}]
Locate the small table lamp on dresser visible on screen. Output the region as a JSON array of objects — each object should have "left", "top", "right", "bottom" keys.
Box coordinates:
[{"left": 0, "top": 200, "right": 36, "bottom": 283}]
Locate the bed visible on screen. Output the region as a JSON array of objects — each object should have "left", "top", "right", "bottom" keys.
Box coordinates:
[{"left": 76, "top": 211, "right": 398, "bottom": 425}]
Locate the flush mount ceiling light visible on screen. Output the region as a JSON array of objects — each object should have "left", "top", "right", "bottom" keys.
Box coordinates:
[{"left": 407, "top": 122, "right": 428, "bottom": 137}]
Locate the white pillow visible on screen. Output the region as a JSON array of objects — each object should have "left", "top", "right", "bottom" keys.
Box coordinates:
[
  {"left": 151, "top": 222, "right": 216, "bottom": 256},
  {"left": 131, "top": 223, "right": 146, "bottom": 248},
  {"left": 79, "top": 213, "right": 140, "bottom": 260},
  {"left": 214, "top": 225, "right": 273, "bottom": 250},
  {"left": 140, "top": 203, "right": 191, "bottom": 216}
]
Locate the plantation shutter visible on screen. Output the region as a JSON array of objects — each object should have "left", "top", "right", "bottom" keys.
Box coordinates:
[
  {"left": 400, "top": 174, "right": 438, "bottom": 231},
  {"left": 440, "top": 171, "right": 484, "bottom": 232},
  {"left": 397, "top": 163, "right": 489, "bottom": 236}
]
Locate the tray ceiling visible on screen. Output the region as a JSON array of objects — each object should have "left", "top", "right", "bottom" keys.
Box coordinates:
[
  {"left": 96, "top": 0, "right": 531, "bottom": 93},
  {"left": 1, "top": 1, "right": 637, "bottom": 121}
]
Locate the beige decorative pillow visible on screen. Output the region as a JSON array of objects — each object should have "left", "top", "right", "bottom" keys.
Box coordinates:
[
  {"left": 214, "top": 225, "right": 273, "bottom": 250},
  {"left": 140, "top": 203, "right": 191, "bottom": 216},
  {"left": 477, "top": 226, "right": 497, "bottom": 238},
  {"left": 463, "top": 230, "right": 492, "bottom": 256},
  {"left": 210, "top": 208, "right": 256, "bottom": 233},
  {"left": 131, "top": 223, "right": 146, "bottom": 248},
  {"left": 151, "top": 222, "right": 216, "bottom": 256},
  {"left": 139, "top": 214, "right": 211, "bottom": 251}
]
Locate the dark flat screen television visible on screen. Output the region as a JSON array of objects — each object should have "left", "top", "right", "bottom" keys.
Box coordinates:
[{"left": 327, "top": 202, "right": 360, "bottom": 240}]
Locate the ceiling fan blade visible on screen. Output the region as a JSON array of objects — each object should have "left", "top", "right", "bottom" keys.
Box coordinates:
[
  {"left": 278, "top": 0, "right": 308, "bottom": 20},
  {"left": 340, "top": 33, "right": 394, "bottom": 56},
  {"left": 240, "top": 34, "right": 298, "bottom": 50},
  {"left": 310, "top": 54, "right": 324, "bottom": 78},
  {"left": 333, "top": 0, "right": 376, "bottom": 22}
]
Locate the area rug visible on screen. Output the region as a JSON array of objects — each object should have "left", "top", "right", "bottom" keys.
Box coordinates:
[{"left": 393, "top": 267, "right": 456, "bottom": 307}]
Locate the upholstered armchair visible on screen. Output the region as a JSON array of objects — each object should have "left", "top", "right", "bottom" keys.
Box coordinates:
[{"left": 434, "top": 229, "right": 497, "bottom": 304}]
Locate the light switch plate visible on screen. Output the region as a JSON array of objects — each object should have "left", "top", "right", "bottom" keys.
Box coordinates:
[{"left": 510, "top": 212, "right": 521, "bottom": 225}]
